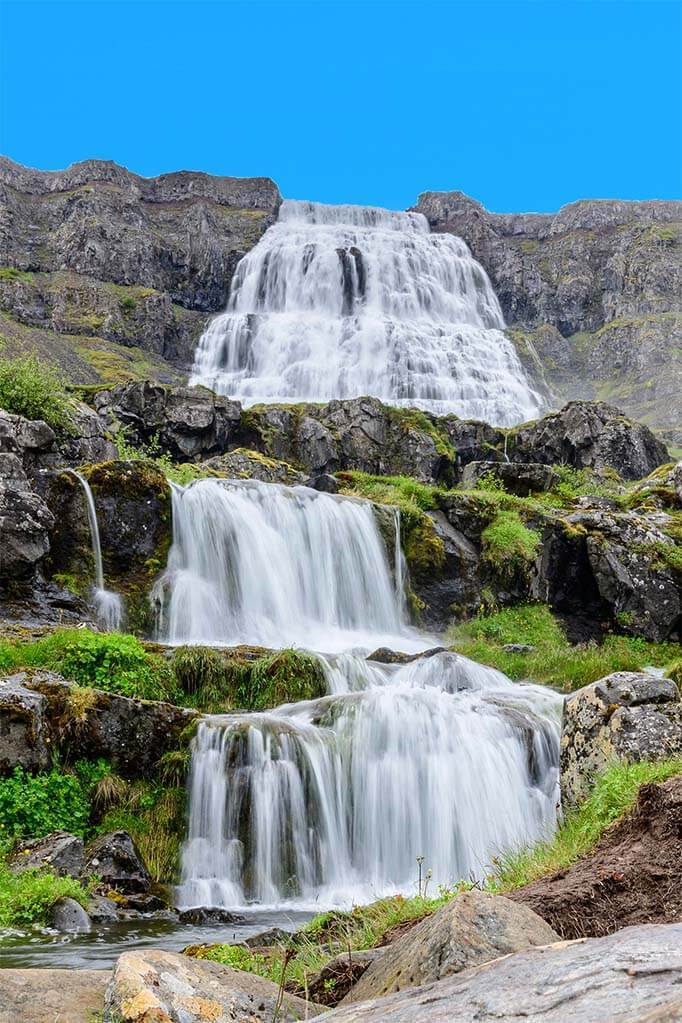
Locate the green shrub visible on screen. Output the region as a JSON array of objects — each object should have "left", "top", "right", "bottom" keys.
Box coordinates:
[
  {"left": 0, "top": 355, "right": 73, "bottom": 433},
  {"left": 481, "top": 510, "right": 540, "bottom": 577},
  {"left": 0, "top": 766, "right": 90, "bottom": 839},
  {"left": 0, "top": 861, "right": 90, "bottom": 927},
  {"left": 248, "top": 649, "right": 326, "bottom": 710}
]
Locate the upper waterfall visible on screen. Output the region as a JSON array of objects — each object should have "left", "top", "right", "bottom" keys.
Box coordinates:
[{"left": 190, "top": 199, "right": 542, "bottom": 426}]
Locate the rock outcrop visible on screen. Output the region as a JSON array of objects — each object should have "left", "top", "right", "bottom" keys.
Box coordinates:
[
  {"left": 323, "top": 924, "right": 682, "bottom": 1023},
  {"left": 560, "top": 672, "right": 682, "bottom": 806},
  {"left": 413, "top": 190, "right": 682, "bottom": 435},
  {"left": 343, "top": 891, "right": 559, "bottom": 1004},
  {"left": 511, "top": 775, "right": 682, "bottom": 937},
  {"left": 0, "top": 671, "right": 196, "bottom": 779},
  {"left": 104, "top": 948, "right": 320, "bottom": 1023},
  {"left": 84, "top": 831, "right": 151, "bottom": 894},
  {"left": 0, "top": 157, "right": 281, "bottom": 383},
  {"left": 9, "top": 830, "right": 85, "bottom": 877}
]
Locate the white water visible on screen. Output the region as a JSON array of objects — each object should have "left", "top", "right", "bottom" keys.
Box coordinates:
[
  {"left": 178, "top": 652, "right": 561, "bottom": 909},
  {"left": 154, "top": 477, "right": 422, "bottom": 654},
  {"left": 190, "top": 200, "right": 542, "bottom": 426},
  {"left": 67, "top": 471, "right": 123, "bottom": 631},
  {"left": 166, "top": 477, "right": 562, "bottom": 911}
]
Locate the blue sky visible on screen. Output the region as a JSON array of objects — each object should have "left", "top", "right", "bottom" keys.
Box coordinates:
[{"left": 1, "top": 0, "right": 680, "bottom": 211}]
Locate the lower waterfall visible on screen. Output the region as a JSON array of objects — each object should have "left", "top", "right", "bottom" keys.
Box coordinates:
[{"left": 164, "top": 477, "right": 562, "bottom": 910}]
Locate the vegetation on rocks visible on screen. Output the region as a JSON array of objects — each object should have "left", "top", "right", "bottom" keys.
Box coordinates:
[
  {"left": 0, "top": 765, "right": 91, "bottom": 839},
  {"left": 480, "top": 511, "right": 540, "bottom": 578},
  {"left": 449, "top": 604, "right": 679, "bottom": 691},
  {"left": 0, "top": 354, "right": 74, "bottom": 433},
  {"left": 0, "top": 860, "right": 90, "bottom": 927}
]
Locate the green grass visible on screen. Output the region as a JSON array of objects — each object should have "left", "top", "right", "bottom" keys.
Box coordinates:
[
  {"left": 481, "top": 511, "right": 541, "bottom": 578},
  {"left": 338, "top": 470, "right": 442, "bottom": 513},
  {"left": 449, "top": 604, "right": 680, "bottom": 691},
  {"left": 0, "top": 859, "right": 91, "bottom": 927},
  {"left": 0, "top": 629, "right": 179, "bottom": 703},
  {"left": 490, "top": 757, "right": 682, "bottom": 890},
  {"left": 0, "top": 354, "right": 74, "bottom": 433}
]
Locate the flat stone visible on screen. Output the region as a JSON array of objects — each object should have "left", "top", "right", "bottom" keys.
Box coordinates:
[{"left": 0, "top": 969, "right": 109, "bottom": 1023}]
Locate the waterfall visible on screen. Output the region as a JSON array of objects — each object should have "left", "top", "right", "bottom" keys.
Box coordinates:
[
  {"left": 154, "top": 477, "right": 420, "bottom": 653},
  {"left": 190, "top": 199, "right": 542, "bottom": 426},
  {"left": 178, "top": 651, "right": 561, "bottom": 909},
  {"left": 67, "top": 470, "right": 123, "bottom": 631}
]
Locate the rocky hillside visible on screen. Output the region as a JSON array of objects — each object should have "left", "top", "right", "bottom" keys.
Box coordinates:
[
  {"left": 0, "top": 158, "right": 281, "bottom": 384},
  {"left": 413, "top": 191, "right": 682, "bottom": 439}
]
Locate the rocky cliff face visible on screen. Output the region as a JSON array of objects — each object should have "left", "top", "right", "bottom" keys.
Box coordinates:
[
  {"left": 0, "top": 158, "right": 281, "bottom": 383},
  {"left": 413, "top": 191, "right": 682, "bottom": 438}
]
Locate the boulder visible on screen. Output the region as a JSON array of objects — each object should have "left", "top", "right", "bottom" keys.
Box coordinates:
[
  {"left": 510, "top": 401, "right": 668, "bottom": 480},
  {"left": 84, "top": 831, "right": 151, "bottom": 894},
  {"left": 511, "top": 775, "right": 682, "bottom": 937},
  {"left": 10, "top": 831, "right": 84, "bottom": 878},
  {"left": 323, "top": 923, "right": 682, "bottom": 1023},
  {"left": 177, "top": 907, "right": 245, "bottom": 924},
  {"left": 50, "top": 896, "right": 92, "bottom": 933},
  {"left": 561, "top": 672, "right": 682, "bottom": 806},
  {"left": 461, "top": 460, "right": 558, "bottom": 495},
  {"left": 96, "top": 381, "right": 242, "bottom": 460},
  {"left": 0, "top": 452, "right": 54, "bottom": 577},
  {"left": 343, "top": 891, "right": 559, "bottom": 1004},
  {"left": 0, "top": 671, "right": 196, "bottom": 779},
  {"left": 0, "top": 968, "right": 110, "bottom": 1023},
  {"left": 87, "top": 894, "right": 120, "bottom": 922},
  {"left": 104, "top": 948, "right": 320, "bottom": 1022}
]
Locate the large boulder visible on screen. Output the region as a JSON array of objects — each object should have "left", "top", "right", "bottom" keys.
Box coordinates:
[
  {"left": 322, "top": 923, "right": 682, "bottom": 1023},
  {"left": 510, "top": 401, "right": 668, "bottom": 480},
  {"left": 461, "top": 460, "right": 558, "bottom": 495},
  {"left": 0, "top": 968, "right": 110, "bottom": 1023},
  {"left": 84, "top": 831, "right": 150, "bottom": 894},
  {"left": 561, "top": 672, "right": 682, "bottom": 806},
  {"left": 50, "top": 896, "right": 92, "bottom": 933},
  {"left": 343, "top": 891, "right": 559, "bottom": 1004},
  {"left": 104, "top": 948, "right": 320, "bottom": 1022},
  {"left": 10, "top": 830, "right": 84, "bottom": 877},
  {"left": 0, "top": 671, "right": 196, "bottom": 779},
  {"left": 511, "top": 775, "right": 682, "bottom": 937},
  {"left": 96, "top": 381, "right": 242, "bottom": 460},
  {"left": 0, "top": 452, "right": 54, "bottom": 577}
]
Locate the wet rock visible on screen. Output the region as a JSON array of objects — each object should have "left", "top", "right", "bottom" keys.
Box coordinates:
[
  {"left": 84, "top": 831, "right": 151, "bottom": 894},
  {"left": 50, "top": 897, "right": 91, "bottom": 933},
  {"left": 307, "top": 472, "right": 339, "bottom": 493},
  {"left": 10, "top": 831, "right": 84, "bottom": 878},
  {"left": 87, "top": 894, "right": 120, "bottom": 922},
  {"left": 96, "top": 381, "right": 242, "bottom": 460},
  {"left": 561, "top": 671, "right": 682, "bottom": 806},
  {"left": 461, "top": 460, "right": 558, "bottom": 495},
  {"left": 510, "top": 401, "right": 668, "bottom": 480},
  {"left": 243, "top": 926, "right": 294, "bottom": 948},
  {"left": 0, "top": 452, "right": 54, "bottom": 577},
  {"left": 177, "top": 906, "right": 246, "bottom": 924},
  {"left": 104, "top": 948, "right": 320, "bottom": 1022},
  {"left": 366, "top": 647, "right": 446, "bottom": 665},
  {"left": 0, "top": 670, "right": 196, "bottom": 779},
  {"left": 326, "top": 923, "right": 682, "bottom": 1023},
  {"left": 122, "top": 892, "right": 168, "bottom": 913},
  {"left": 0, "top": 968, "right": 110, "bottom": 1023},
  {"left": 343, "top": 891, "right": 559, "bottom": 1003}
]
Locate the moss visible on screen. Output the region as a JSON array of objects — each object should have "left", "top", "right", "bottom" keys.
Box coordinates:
[
  {"left": 248, "top": 649, "right": 326, "bottom": 710},
  {"left": 481, "top": 510, "right": 541, "bottom": 578},
  {"left": 386, "top": 407, "right": 456, "bottom": 463},
  {"left": 403, "top": 516, "right": 446, "bottom": 577},
  {"left": 0, "top": 266, "right": 33, "bottom": 282}
]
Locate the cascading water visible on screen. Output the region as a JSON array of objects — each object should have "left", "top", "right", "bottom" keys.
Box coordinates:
[
  {"left": 178, "top": 652, "right": 561, "bottom": 909},
  {"left": 154, "top": 477, "right": 417, "bottom": 653},
  {"left": 164, "top": 477, "right": 562, "bottom": 911},
  {"left": 190, "top": 199, "right": 543, "bottom": 426},
  {"left": 67, "top": 471, "right": 123, "bottom": 631}
]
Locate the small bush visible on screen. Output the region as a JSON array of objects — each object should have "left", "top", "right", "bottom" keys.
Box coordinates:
[
  {"left": 0, "top": 766, "right": 90, "bottom": 839},
  {"left": 0, "top": 355, "right": 73, "bottom": 433}
]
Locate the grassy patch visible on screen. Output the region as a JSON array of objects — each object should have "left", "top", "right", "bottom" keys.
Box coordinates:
[
  {"left": 97, "top": 783, "right": 184, "bottom": 884},
  {"left": 490, "top": 757, "right": 682, "bottom": 890},
  {"left": 0, "top": 354, "right": 74, "bottom": 432},
  {"left": 0, "top": 860, "right": 91, "bottom": 927},
  {"left": 481, "top": 511, "right": 541, "bottom": 578},
  {"left": 449, "top": 604, "right": 679, "bottom": 691},
  {"left": 0, "top": 629, "right": 179, "bottom": 703},
  {"left": 338, "top": 470, "right": 442, "bottom": 513}
]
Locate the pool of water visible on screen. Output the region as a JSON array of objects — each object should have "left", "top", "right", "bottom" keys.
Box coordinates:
[{"left": 0, "top": 908, "right": 315, "bottom": 970}]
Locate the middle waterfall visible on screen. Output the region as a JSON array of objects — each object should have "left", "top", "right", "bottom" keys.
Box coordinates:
[{"left": 162, "top": 477, "right": 562, "bottom": 912}]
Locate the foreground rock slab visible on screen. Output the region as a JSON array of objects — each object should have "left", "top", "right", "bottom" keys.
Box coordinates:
[
  {"left": 343, "top": 890, "right": 558, "bottom": 1003},
  {"left": 104, "top": 948, "right": 321, "bottom": 1022},
  {"left": 0, "top": 969, "right": 109, "bottom": 1023},
  {"left": 323, "top": 923, "right": 682, "bottom": 1023}
]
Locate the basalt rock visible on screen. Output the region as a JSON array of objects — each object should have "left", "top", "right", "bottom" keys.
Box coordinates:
[
  {"left": 0, "top": 452, "right": 54, "bottom": 577},
  {"left": 0, "top": 671, "right": 197, "bottom": 779},
  {"left": 50, "top": 897, "right": 92, "bottom": 933},
  {"left": 84, "top": 831, "right": 151, "bottom": 894},
  {"left": 560, "top": 671, "right": 682, "bottom": 807},
  {"left": 10, "top": 831, "right": 85, "bottom": 878}
]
